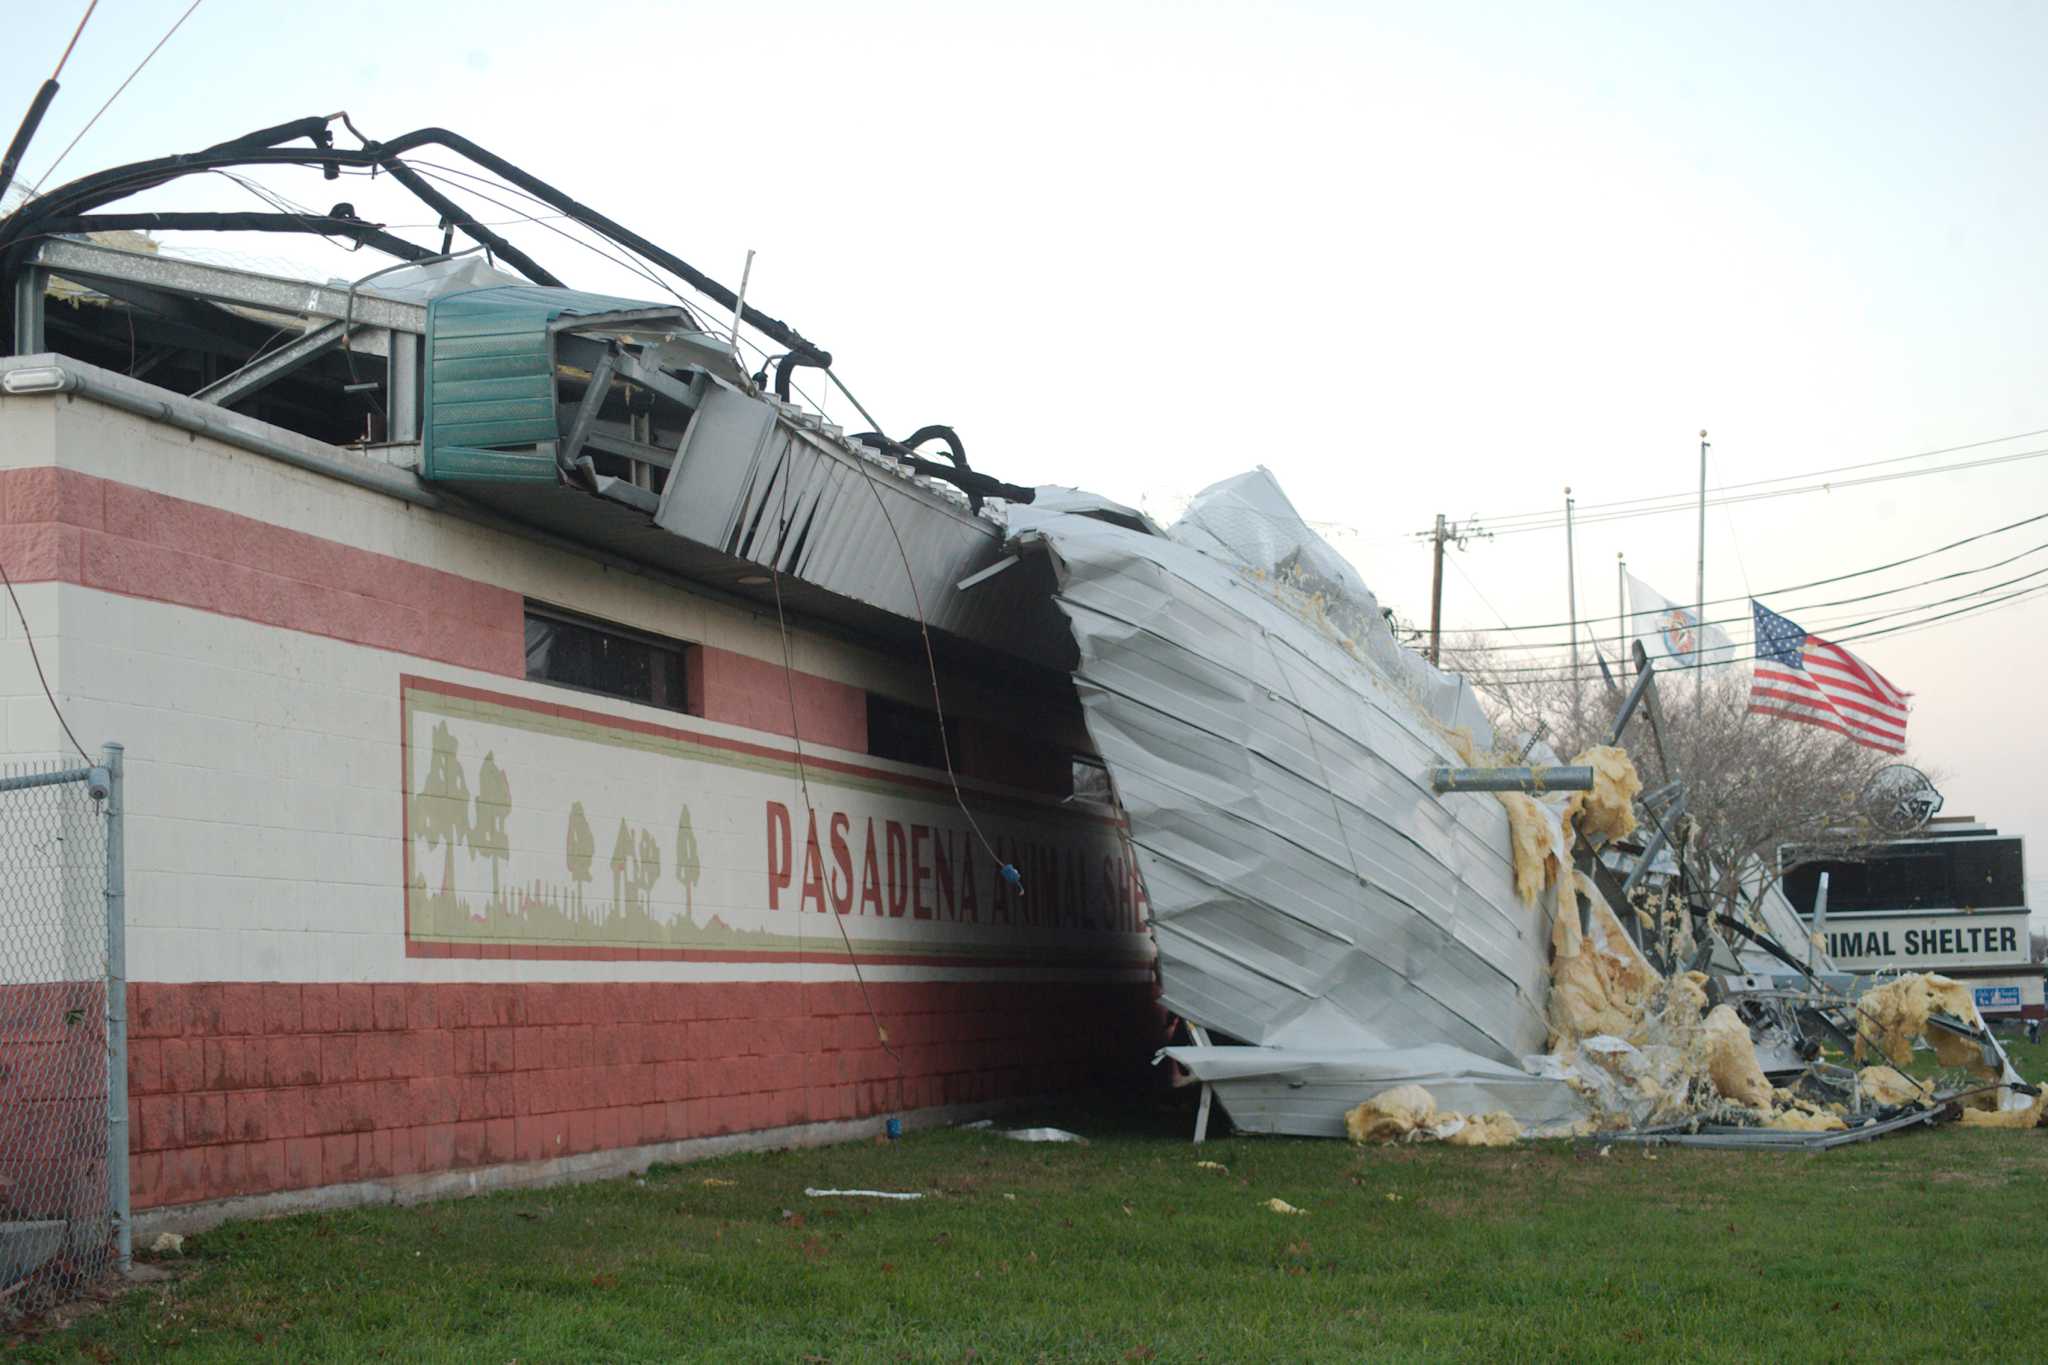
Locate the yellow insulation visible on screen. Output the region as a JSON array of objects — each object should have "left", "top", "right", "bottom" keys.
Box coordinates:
[
  {"left": 1563, "top": 746, "right": 1642, "bottom": 843},
  {"left": 1344, "top": 1085, "right": 1438, "bottom": 1143},
  {"left": 1854, "top": 973, "right": 1997, "bottom": 1076},
  {"left": 1343, "top": 1086, "right": 1521, "bottom": 1147},
  {"left": 1959, "top": 1090, "right": 2048, "bottom": 1129},
  {"left": 1764, "top": 1104, "right": 1848, "bottom": 1133},
  {"left": 1547, "top": 872, "right": 1660, "bottom": 1050},
  {"left": 1499, "top": 792, "right": 1563, "bottom": 908},
  {"left": 1856, "top": 1065, "right": 1926, "bottom": 1107},
  {"left": 1699, "top": 1004, "right": 1775, "bottom": 1110},
  {"left": 1441, "top": 1112, "right": 1523, "bottom": 1147}
]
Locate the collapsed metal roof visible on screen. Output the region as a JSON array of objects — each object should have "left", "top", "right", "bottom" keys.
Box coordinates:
[
  {"left": 1, "top": 118, "right": 1074, "bottom": 679},
  {"left": 7, "top": 119, "right": 2040, "bottom": 1149}
]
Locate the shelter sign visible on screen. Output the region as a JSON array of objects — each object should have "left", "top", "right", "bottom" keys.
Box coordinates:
[{"left": 1818, "top": 909, "right": 2031, "bottom": 972}]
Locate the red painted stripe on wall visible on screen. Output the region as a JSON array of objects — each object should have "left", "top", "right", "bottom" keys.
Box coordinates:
[
  {"left": 92, "top": 979, "right": 1165, "bottom": 1210},
  {"left": 0, "top": 466, "right": 878, "bottom": 741},
  {"left": 1, "top": 465, "right": 524, "bottom": 677}
]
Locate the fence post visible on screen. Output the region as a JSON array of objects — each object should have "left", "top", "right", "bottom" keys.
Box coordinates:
[{"left": 101, "top": 743, "right": 129, "bottom": 1273}]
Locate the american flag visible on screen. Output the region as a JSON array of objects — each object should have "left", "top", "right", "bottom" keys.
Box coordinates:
[{"left": 1748, "top": 601, "right": 1910, "bottom": 753}]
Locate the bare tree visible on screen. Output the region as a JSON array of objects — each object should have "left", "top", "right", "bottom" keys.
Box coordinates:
[{"left": 1441, "top": 637, "right": 1911, "bottom": 919}]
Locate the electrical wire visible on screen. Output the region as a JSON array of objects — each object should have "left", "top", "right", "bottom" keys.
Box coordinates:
[
  {"left": 384, "top": 158, "right": 844, "bottom": 414},
  {"left": 28, "top": 0, "right": 204, "bottom": 196},
  {"left": 395, "top": 162, "right": 681, "bottom": 302},
  {"left": 1439, "top": 508, "right": 2048, "bottom": 636},
  {"left": 821, "top": 366, "right": 1019, "bottom": 892},
  {"left": 1473, "top": 446, "right": 2048, "bottom": 539},
  {"left": 1462, "top": 577, "right": 2048, "bottom": 685},
  {"left": 0, "top": 556, "right": 90, "bottom": 762},
  {"left": 1447, "top": 535, "right": 2048, "bottom": 652},
  {"left": 1466, "top": 426, "right": 2048, "bottom": 531},
  {"left": 764, "top": 451, "right": 902, "bottom": 1071},
  {"left": 51, "top": 2, "right": 100, "bottom": 82}
]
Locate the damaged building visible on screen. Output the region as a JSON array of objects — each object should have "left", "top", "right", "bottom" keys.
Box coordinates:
[{"left": 0, "top": 116, "right": 2037, "bottom": 1251}]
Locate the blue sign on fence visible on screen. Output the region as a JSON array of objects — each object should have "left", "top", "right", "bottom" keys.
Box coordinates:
[{"left": 1975, "top": 985, "right": 2023, "bottom": 1010}]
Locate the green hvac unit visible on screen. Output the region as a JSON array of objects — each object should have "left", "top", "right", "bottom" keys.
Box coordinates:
[{"left": 421, "top": 285, "right": 652, "bottom": 482}]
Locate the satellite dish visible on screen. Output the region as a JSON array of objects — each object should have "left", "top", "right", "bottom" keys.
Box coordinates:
[{"left": 1860, "top": 764, "right": 1943, "bottom": 837}]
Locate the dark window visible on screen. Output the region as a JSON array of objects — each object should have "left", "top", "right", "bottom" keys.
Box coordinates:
[
  {"left": 1070, "top": 755, "right": 1114, "bottom": 805},
  {"left": 1782, "top": 837, "right": 2028, "bottom": 915},
  {"left": 524, "top": 605, "right": 693, "bottom": 714},
  {"left": 1951, "top": 840, "right": 2026, "bottom": 908},
  {"left": 866, "top": 694, "right": 960, "bottom": 770}
]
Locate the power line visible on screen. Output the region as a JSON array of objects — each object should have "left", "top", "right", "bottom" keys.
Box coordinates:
[
  {"left": 1459, "top": 576, "right": 2048, "bottom": 684},
  {"left": 1479, "top": 446, "right": 2048, "bottom": 538},
  {"left": 1466, "top": 563, "right": 2048, "bottom": 674},
  {"left": 1438, "top": 508, "right": 2048, "bottom": 636},
  {"left": 51, "top": 2, "right": 100, "bottom": 82},
  {"left": 29, "top": 0, "right": 204, "bottom": 196},
  {"left": 1450, "top": 536, "right": 2048, "bottom": 652},
  {"left": 1468, "top": 426, "right": 2048, "bottom": 530}
]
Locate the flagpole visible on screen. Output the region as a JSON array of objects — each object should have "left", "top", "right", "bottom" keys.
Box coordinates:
[
  {"left": 1697, "top": 429, "right": 1709, "bottom": 724},
  {"left": 1617, "top": 553, "right": 1626, "bottom": 657},
  {"left": 1565, "top": 486, "right": 1578, "bottom": 684}
]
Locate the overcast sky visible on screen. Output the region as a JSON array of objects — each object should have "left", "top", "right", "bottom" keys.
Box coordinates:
[{"left": 6, "top": 0, "right": 2044, "bottom": 909}]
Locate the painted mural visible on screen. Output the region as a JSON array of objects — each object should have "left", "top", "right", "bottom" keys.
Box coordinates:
[{"left": 401, "top": 678, "right": 1152, "bottom": 965}]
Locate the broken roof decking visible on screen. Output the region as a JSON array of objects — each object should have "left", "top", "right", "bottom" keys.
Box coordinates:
[
  {"left": 1011, "top": 473, "right": 1552, "bottom": 1064},
  {"left": 4, "top": 235, "right": 1074, "bottom": 677}
]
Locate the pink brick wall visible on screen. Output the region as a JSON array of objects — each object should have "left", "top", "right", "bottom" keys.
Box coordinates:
[
  {"left": 692, "top": 646, "right": 868, "bottom": 752},
  {"left": 122, "top": 978, "right": 1162, "bottom": 1210},
  {"left": 0, "top": 467, "right": 524, "bottom": 676},
  {"left": 0, "top": 982, "right": 109, "bottom": 1226}
]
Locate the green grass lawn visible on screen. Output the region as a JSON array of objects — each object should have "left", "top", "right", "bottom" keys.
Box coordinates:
[{"left": 12, "top": 1039, "right": 2048, "bottom": 1363}]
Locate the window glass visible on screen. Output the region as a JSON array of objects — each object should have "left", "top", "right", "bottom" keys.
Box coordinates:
[
  {"left": 866, "top": 694, "right": 959, "bottom": 770},
  {"left": 524, "top": 607, "right": 690, "bottom": 714}
]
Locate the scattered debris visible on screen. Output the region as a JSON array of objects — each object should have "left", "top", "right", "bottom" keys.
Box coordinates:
[
  {"left": 148, "top": 1233, "right": 183, "bottom": 1255},
  {"left": 1344, "top": 1086, "right": 1523, "bottom": 1148},
  {"left": 999, "top": 1128, "right": 1087, "bottom": 1145},
  {"left": 1194, "top": 1161, "right": 1228, "bottom": 1174},
  {"left": 700, "top": 1178, "right": 737, "bottom": 1188},
  {"left": 803, "top": 1188, "right": 923, "bottom": 1201},
  {"left": 1264, "top": 1199, "right": 1306, "bottom": 1216}
]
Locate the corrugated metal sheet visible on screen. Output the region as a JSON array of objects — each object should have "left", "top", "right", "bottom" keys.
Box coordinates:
[
  {"left": 652, "top": 382, "right": 1074, "bottom": 667},
  {"left": 1009, "top": 470, "right": 1584, "bottom": 1133},
  {"left": 1158, "top": 1044, "right": 1584, "bottom": 1137}
]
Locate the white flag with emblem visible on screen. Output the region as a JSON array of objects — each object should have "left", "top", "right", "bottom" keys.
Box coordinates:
[{"left": 1626, "top": 572, "right": 1737, "bottom": 670}]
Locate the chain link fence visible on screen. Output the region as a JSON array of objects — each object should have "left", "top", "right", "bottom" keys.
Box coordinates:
[{"left": 0, "top": 746, "right": 125, "bottom": 1322}]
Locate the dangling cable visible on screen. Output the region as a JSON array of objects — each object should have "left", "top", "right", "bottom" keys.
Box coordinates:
[
  {"left": 821, "top": 367, "right": 1024, "bottom": 901},
  {"left": 0, "top": 555, "right": 89, "bottom": 762},
  {"left": 765, "top": 452, "right": 903, "bottom": 1073}
]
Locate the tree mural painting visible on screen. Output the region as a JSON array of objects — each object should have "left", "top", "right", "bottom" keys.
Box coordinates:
[
  {"left": 472, "top": 751, "right": 512, "bottom": 920},
  {"left": 566, "top": 802, "right": 595, "bottom": 922},
  {"left": 633, "top": 827, "right": 662, "bottom": 917},
  {"left": 675, "top": 805, "right": 701, "bottom": 922},
  {"left": 611, "top": 818, "right": 634, "bottom": 919},
  {"left": 607, "top": 819, "right": 665, "bottom": 919},
  {"left": 411, "top": 720, "right": 473, "bottom": 903}
]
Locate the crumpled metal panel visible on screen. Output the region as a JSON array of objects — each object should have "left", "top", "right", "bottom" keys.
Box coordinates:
[
  {"left": 1009, "top": 470, "right": 1553, "bottom": 1069},
  {"left": 654, "top": 382, "right": 1073, "bottom": 666},
  {"left": 1159, "top": 1043, "right": 1583, "bottom": 1137}
]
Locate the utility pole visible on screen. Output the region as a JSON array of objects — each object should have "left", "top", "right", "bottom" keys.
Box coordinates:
[
  {"left": 1565, "top": 487, "right": 1579, "bottom": 683},
  {"left": 1428, "top": 512, "right": 1447, "bottom": 666}
]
